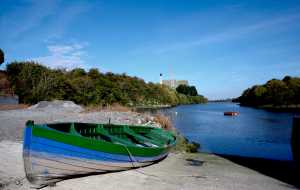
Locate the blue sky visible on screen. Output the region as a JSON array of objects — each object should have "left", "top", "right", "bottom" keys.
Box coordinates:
[{"left": 1, "top": 0, "right": 300, "bottom": 99}]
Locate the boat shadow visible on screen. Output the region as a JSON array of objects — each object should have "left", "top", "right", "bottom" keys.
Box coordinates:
[{"left": 218, "top": 154, "right": 300, "bottom": 189}]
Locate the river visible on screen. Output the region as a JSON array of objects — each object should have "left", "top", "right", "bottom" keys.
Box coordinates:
[{"left": 161, "top": 102, "right": 299, "bottom": 160}]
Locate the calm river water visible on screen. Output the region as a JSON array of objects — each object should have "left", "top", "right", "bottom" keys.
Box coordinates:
[{"left": 161, "top": 103, "right": 299, "bottom": 160}]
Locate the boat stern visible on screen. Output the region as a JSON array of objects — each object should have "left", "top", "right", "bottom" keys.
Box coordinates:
[{"left": 23, "top": 120, "right": 37, "bottom": 184}]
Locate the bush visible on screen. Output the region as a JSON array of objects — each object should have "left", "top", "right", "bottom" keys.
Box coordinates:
[
  {"left": 186, "top": 141, "right": 201, "bottom": 153},
  {"left": 172, "top": 133, "right": 201, "bottom": 153},
  {"left": 176, "top": 84, "right": 198, "bottom": 96},
  {"left": 153, "top": 114, "right": 173, "bottom": 130}
]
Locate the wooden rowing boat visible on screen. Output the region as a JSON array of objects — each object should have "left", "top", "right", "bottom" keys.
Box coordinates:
[{"left": 23, "top": 120, "right": 176, "bottom": 187}]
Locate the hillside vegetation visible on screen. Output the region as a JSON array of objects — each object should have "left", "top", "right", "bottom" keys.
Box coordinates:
[
  {"left": 176, "top": 84, "right": 198, "bottom": 96},
  {"left": 235, "top": 76, "right": 300, "bottom": 108},
  {"left": 5, "top": 62, "right": 207, "bottom": 106}
]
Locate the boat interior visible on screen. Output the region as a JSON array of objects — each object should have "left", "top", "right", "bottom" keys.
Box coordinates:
[{"left": 45, "top": 123, "right": 175, "bottom": 148}]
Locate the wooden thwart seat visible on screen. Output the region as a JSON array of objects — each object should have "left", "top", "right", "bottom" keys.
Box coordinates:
[{"left": 123, "top": 127, "right": 163, "bottom": 147}]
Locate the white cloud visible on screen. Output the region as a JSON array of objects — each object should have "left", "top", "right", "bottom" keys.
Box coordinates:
[{"left": 32, "top": 42, "right": 88, "bottom": 70}]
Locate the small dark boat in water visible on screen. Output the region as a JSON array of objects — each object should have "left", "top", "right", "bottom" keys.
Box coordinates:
[
  {"left": 23, "top": 120, "right": 176, "bottom": 187},
  {"left": 224, "top": 111, "right": 239, "bottom": 116}
]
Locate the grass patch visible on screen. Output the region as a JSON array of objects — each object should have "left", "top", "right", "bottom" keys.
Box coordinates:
[
  {"left": 171, "top": 132, "right": 201, "bottom": 153},
  {"left": 153, "top": 114, "right": 173, "bottom": 131}
]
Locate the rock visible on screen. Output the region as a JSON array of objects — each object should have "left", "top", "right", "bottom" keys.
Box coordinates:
[{"left": 28, "top": 100, "right": 84, "bottom": 113}]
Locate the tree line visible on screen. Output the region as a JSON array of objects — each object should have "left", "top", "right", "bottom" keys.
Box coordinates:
[
  {"left": 234, "top": 76, "right": 300, "bottom": 107},
  {"left": 5, "top": 61, "right": 207, "bottom": 106}
]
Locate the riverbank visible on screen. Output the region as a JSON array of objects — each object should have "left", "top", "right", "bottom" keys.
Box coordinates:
[
  {"left": 0, "top": 106, "right": 297, "bottom": 189},
  {"left": 259, "top": 104, "right": 300, "bottom": 112},
  {"left": 238, "top": 103, "right": 300, "bottom": 113}
]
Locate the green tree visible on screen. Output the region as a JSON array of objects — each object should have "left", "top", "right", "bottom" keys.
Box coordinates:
[
  {"left": 265, "top": 79, "right": 288, "bottom": 105},
  {"left": 283, "top": 76, "right": 300, "bottom": 104},
  {"left": 70, "top": 68, "right": 86, "bottom": 78},
  {"left": 189, "top": 86, "right": 198, "bottom": 96},
  {"left": 88, "top": 68, "right": 101, "bottom": 79},
  {"left": 6, "top": 61, "right": 49, "bottom": 103},
  {"left": 176, "top": 85, "right": 188, "bottom": 95},
  {"left": 253, "top": 85, "right": 267, "bottom": 97},
  {"left": 0, "top": 48, "right": 4, "bottom": 65},
  {"left": 176, "top": 85, "right": 198, "bottom": 96}
]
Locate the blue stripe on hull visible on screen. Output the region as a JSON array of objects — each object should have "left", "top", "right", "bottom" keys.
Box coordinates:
[
  {"left": 23, "top": 126, "right": 32, "bottom": 151},
  {"left": 30, "top": 137, "right": 131, "bottom": 163}
]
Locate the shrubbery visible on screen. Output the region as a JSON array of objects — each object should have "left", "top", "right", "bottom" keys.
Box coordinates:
[
  {"left": 175, "top": 84, "right": 207, "bottom": 104},
  {"left": 176, "top": 84, "right": 198, "bottom": 96},
  {"left": 6, "top": 61, "right": 207, "bottom": 106},
  {"left": 172, "top": 133, "right": 201, "bottom": 153},
  {"left": 235, "top": 76, "right": 300, "bottom": 106}
]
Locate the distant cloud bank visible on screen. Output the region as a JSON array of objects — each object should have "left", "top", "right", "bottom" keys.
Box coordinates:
[{"left": 32, "top": 42, "right": 89, "bottom": 70}]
